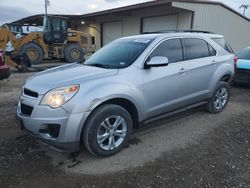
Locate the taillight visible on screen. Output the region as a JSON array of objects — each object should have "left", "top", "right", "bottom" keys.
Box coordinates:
[
  {"left": 233, "top": 56, "right": 238, "bottom": 70},
  {"left": 0, "top": 49, "right": 5, "bottom": 66}
]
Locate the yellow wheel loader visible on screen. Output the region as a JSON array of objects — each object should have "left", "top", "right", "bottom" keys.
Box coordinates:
[
  {"left": 0, "top": 16, "right": 94, "bottom": 72},
  {"left": 43, "top": 16, "right": 94, "bottom": 63},
  {"left": 0, "top": 26, "right": 39, "bottom": 71}
]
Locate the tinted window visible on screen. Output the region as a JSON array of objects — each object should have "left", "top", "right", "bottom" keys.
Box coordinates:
[
  {"left": 81, "top": 36, "right": 88, "bottom": 44},
  {"left": 208, "top": 44, "right": 216, "bottom": 56},
  {"left": 85, "top": 38, "right": 153, "bottom": 69},
  {"left": 150, "top": 39, "right": 183, "bottom": 63},
  {"left": 212, "top": 38, "right": 234, "bottom": 53},
  {"left": 184, "top": 38, "right": 210, "bottom": 60},
  {"left": 237, "top": 47, "right": 250, "bottom": 60}
]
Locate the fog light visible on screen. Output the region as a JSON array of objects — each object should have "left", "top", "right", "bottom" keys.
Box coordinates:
[{"left": 39, "top": 124, "right": 60, "bottom": 138}]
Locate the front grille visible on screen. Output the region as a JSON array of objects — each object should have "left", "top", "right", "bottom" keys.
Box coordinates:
[
  {"left": 23, "top": 88, "right": 38, "bottom": 98},
  {"left": 21, "top": 103, "right": 33, "bottom": 116}
]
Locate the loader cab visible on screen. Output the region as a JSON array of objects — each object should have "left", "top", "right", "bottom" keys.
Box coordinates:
[{"left": 43, "top": 16, "right": 68, "bottom": 44}]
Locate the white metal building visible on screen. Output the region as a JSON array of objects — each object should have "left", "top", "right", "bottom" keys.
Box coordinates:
[{"left": 70, "top": 0, "right": 250, "bottom": 52}]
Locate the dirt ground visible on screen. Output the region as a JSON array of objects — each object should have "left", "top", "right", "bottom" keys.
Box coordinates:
[{"left": 0, "top": 61, "right": 250, "bottom": 188}]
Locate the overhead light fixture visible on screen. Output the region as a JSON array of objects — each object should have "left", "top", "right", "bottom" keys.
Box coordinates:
[{"left": 81, "top": 21, "right": 85, "bottom": 25}]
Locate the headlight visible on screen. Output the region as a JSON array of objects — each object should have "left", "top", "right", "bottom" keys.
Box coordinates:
[{"left": 41, "top": 85, "right": 79, "bottom": 108}]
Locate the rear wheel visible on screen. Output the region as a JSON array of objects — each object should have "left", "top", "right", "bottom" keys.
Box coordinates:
[
  {"left": 206, "top": 81, "right": 230, "bottom": 113},
  {"left": 83, "top": 104, "right": 133, "bottom": 157},
  {"left": 21, "top": 43, "right": 43, "bottom": 64},
  {"left": 64, "top": 44, "right": 84, "bottom": 63}
]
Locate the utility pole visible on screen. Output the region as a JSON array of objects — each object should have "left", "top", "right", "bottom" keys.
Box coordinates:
[
  {"left": 45, "top": 0, "right": 50, "bottom": 16},
  {"left": 239, "top": 4, "right": 250, "bottom": 16}
]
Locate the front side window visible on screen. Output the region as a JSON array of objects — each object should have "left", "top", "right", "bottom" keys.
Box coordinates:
[
  {"left": 149, "top": 39, "right": 183, "bottom": 63},
  {"left": 184, "top": 38, "right": 210, "bottom": 60},
  {"left": 52, "top": 19, "right": 61, "bottom": 32}
]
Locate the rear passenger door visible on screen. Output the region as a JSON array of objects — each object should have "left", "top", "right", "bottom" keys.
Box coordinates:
[{"left": 182, "top": 38, "right": 217, "bottom": 103}]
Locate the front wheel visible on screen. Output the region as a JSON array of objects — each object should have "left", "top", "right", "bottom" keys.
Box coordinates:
[
  {"left": 83, "top": 104, "right": 133, "bottom": 157},
  {"left": 206, "top": 81, "right": 231, "bottom": 113},
  {"left": 21, "top": 43, "right": 43, "bottom": 64},
  {"left": 64, "top": 44, "right": 84, "bottom": 63}
]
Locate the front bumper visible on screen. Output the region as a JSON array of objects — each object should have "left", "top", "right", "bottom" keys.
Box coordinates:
[{"left": 16, "top": 94, "right": 88, "bottom": 153}]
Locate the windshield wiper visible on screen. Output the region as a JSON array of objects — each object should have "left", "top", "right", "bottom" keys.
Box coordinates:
[
  {"left": 86, "top": 63, "right": 111, "bottom": 69},
  {"left": 77, "top": 59, "right": 85, "bottom": 64}
]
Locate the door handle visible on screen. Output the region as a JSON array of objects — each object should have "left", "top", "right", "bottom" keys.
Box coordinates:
[
  {"left": 211, "top": 60, "right": 217, "bottom": 65},
  {"left": 178, "top": 68, "right": 187, "bottom": 74}
]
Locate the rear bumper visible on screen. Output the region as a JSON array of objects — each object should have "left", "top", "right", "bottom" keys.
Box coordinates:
[{"left": 0, "top": 66, "right": 10, "bottom": 80}]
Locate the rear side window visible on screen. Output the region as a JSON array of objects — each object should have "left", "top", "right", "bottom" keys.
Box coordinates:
[
  {"left": 208, "top": 44, "right": 217, "bottom": 56},
  {"left": 212, "top": 38, "right": 234, "bottom": 54},
  {"left": 150, "top": 39, "right": 183, "bottom": 63},
  {"left": 183, "top": 38, "right": 211, "bottom": 60}
]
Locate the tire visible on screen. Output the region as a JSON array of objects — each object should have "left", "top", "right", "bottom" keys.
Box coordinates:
[
  {"left": 21, "top": 43, "right": 43, "bottom": 64},
  {"left": 64, "top": 44, "right": 84, "bottom": 63},
  {"left": 83, "top": 104, "right": 133, "bottom": 157},
  {"left": 206, "top": 81, "right": 231, "bottom": 113}
]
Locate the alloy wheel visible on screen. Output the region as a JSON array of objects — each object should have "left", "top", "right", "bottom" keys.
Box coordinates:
[{"left": 97, "top": 115, "right": 127, "bottom": 151}]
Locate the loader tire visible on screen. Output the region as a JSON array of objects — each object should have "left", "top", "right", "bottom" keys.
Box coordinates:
[
  {"left": 64, "top": 44, "right": 84, "bottom": 63},
  {"left": 21, "top": 43, "right": 43, "bottom": 64}
]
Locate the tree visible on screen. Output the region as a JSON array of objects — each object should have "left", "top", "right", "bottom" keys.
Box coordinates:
[{"left": 239, "top": 4, "right": 250, "bottom": 16}]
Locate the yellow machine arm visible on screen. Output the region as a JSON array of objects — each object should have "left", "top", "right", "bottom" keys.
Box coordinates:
[{"left": 0, "top": 27, "right": 19, "bottom": 50}]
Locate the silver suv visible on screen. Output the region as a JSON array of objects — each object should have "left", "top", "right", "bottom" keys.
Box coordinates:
[{"left": 16, "top": 32, "right": 235, "bottom": 156}]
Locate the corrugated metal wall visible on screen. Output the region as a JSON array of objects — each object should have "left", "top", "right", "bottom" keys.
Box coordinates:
[
  {"left": 76, "top": 4, "right": 192, "bottom": 49},
  {"left": 173, "top": 2, "right": 250, "bottom": 52}
]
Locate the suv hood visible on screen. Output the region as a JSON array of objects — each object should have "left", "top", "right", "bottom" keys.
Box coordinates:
[{"left": 25, "top": 63, "right": 119, "bottom": 94}]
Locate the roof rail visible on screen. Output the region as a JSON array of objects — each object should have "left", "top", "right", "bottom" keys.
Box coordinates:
[{"left": 142, "top": 30, "right": 215, "bottom": 34}]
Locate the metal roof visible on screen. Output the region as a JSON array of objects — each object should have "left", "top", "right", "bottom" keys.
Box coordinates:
[
  {"left": 9, "top": 0, "right": 250, "bottom": 25},
  {"left": 79, "top": 0, "right": 250, "bottom": 22}
]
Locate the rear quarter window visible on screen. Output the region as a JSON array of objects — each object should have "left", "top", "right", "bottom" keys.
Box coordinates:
[{"left": 212, "top": 38, "right": 234, "bottom": 54}]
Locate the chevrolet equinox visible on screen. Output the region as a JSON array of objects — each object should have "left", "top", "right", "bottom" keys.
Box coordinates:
[{"left": 16, "top": 32, "right": 235, "bottom": 156}]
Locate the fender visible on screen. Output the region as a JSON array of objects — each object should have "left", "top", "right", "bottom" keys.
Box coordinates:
[
  {"left": 64, "top": 82, "right": 146, "bottom": 121},
  {"left": 209, "top": 62, "right": 234, "bottom": 97},
  {"left": 69, "top": 83, "right": 146, "bottom": 143}
]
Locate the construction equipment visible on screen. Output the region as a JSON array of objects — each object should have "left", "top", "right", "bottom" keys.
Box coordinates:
[
  {"left": 0, "top": 15, "right": 94, "bottom": 70},
  {"left": 0, "top": 26, "right": 36, "bottom": 71},
  {"left": 43, "top": 15, "right": 94, "bottom": 63}
]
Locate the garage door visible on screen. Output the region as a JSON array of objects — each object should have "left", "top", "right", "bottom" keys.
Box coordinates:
[
  {"left": 102, "top": 21, "right": 123, "bottom": 46},
  {"left": 142, "top": 15, "right": 178, "bottom": 33}
]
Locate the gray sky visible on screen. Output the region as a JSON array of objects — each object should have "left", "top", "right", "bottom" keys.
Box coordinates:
[{"left": 0, "top": 0, "right": 250, "bottom": 25}]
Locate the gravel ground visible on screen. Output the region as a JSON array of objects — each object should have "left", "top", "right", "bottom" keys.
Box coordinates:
[{"left": 0, "top": 62, "right": 249, "bottom": 188}]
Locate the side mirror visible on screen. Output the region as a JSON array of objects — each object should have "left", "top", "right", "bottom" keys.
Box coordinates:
[{"left": 145, "top": 56, "right": 169, "bottom": 68}]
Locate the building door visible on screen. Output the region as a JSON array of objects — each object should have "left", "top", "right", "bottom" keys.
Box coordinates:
[
  {"left": 142, "top": 14, "right": 178, "bottom": 33},
  {"left": 102, "top": 21, "right": 123, "bottom": 46}
]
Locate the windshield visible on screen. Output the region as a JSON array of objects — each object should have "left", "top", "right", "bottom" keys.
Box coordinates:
[
  {"left": 84, "top": 38, "right": 153, "bottom": 69},
  {"left": 237, "top": 47, "right": 250, "bottom": 60}
]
